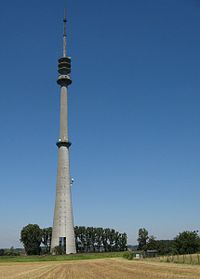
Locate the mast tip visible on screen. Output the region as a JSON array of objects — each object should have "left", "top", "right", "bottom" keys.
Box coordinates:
[
  {"left": 64, "top": 8, "right": 67, "bottom": 22},
  {"left": 63, "top": 8, "right": 67, "bottom": 57}
]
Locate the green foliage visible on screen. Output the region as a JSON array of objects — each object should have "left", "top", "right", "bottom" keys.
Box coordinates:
[
  {"left": 145, "top": 236, "right": 176, "bottom": 255},
  {"left": 157, "top": 240, "right": 176, "bottom": 255},
  {"left": 20, "top": 224, "right": 127, "bottom": 255},
  {"left": 123, "top": 251, "right": 133, "bottom": 260},
  {"left": 138, "top": 231, "right": 177, "bottom": 255},
  {"left": 174, "top": 231, "right": 200, "bottom": 254},
  {"left": 74, "top": 226, "right": 127, "bottom": 253},
  {"left": 0, "top": 249, "right": 5, "bottom": 256},
  {"left": 41, "top": 227, "right": 52, "bottom": 254},
  {"left": 145, "top": 235, "right": 157, "bottom": 250},
  {"left": 52, "top": 246, "right": 65, "bottom": 255},
  {"left": 20, "top": 224, "right": 42, "bottom": 255},
  {"left": 137, "top": 228, "right": 149, "bottom": 250},
  {"left": 0, "top": 252, "right": 125, "bottom": 262},
  {"left": 147, "top": 239, "right": 176, "bottom": 255},
  {"left": 4, "top": 247, "right": 20, "bottom": 256},
  {"left": 144, "top": 231, "right": 200, "bottom": 256}
]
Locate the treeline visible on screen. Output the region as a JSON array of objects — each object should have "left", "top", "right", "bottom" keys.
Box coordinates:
[
  {"left": 75, "top": 226, "right": 127, "bottom": 253},
  {"left": 20, "top": 224, "right": 127, "bottom": 255},
  {"left": 137, "top": 228, "right": 200, "bottom": 255},
  {"left": 0, "top": 247, "right": 20, "bottom": 257}
]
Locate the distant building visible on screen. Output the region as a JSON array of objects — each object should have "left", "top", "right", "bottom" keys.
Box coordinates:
[{"left": 146, "top": 250, "right": 158, "bottom": 257}]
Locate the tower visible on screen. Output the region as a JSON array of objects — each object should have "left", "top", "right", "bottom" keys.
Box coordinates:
[{"left": 51, "top": 12, "right": 76, "bottom": 254}]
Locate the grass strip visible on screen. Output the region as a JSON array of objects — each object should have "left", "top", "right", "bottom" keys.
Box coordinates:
[{"left": 0, "top": 252, "right": 124, "bottom": 263}]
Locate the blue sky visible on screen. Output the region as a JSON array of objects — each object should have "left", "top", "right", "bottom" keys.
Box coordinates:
[{"left": 0, "top": 0, "right": 200, "bottom": 248}]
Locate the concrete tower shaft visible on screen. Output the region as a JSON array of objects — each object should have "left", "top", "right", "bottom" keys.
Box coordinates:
[
  {"left": 51, "top": 12, "right": 76, "bottom": 254},
  {"left": 59, "top": 86, "right": 69, "bottom": 142}
]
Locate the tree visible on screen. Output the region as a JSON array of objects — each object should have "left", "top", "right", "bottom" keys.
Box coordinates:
[
  {"left": 20, "top": 224, "right": 127, "bottom": 254},
  {"left": 41, "top": 227, "right": 52, "bottom": 253},
  {"left": 137, "top": 228, "right": 149, "bottom": 250},
  {"left": 74, "top": 226, "right": 127, "bottom": 253},
  {"left": 20, "top": 224, "right": 42, "bottom": 255},
  {"left": 119, "top": 233, "right": 127, "bottom": 251},
  {"left": 174, "top": 231, "right": 200, "bottom": 254},
  {"left": 0, "top": 249, "right": 4, "bottom": 256},
  {"left": 146, "top": 235, "right": 157, "bottom": 250},
  {"left": 76, "top": 226, "right": 87, "bottom": 252},
  {"left": 156, "top": 240, "right": 176, "bottom": 255},
  {"left": 96, "top": 228, "right": 103, "bottom": 252}
]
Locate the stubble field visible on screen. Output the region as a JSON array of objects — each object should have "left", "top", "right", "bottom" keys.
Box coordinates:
[{"left": 1, "top": 258, "right": 200, "bottom": 279}]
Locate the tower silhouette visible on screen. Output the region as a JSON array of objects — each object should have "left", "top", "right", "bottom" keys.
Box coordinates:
[{"left": 51, "top": 11, "right": 76, "bottom": 254}]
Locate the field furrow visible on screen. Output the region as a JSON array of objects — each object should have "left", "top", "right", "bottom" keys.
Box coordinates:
[{"left": 1, "top": 258, "right": 200, "bottom": 279}]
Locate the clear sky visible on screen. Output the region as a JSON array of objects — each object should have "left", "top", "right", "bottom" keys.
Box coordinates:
[{"left": 0, "top": 0, "right": 200, "bottom": 248}]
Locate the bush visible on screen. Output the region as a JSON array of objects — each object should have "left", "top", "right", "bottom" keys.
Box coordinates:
[
  {"left": 123, "top": 251, "right": 133, "bottom": 260},
  {"left": 0, "top": 249, "right": 5, "bottom": 256},
  {"left": 4, "top": 247, "right": 20, "bottom": 256},
  {"left": 52, "top": 246, "right": 65, "bottom": 255}
]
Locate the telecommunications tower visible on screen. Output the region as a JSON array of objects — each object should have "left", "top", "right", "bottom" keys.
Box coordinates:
[{"left": 51, "top": 12, "right": 76, "bottom": 254}]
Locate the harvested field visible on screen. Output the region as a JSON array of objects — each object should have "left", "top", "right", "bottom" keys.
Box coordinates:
[{"left": 0, "top": 258, "right": 200, "bottom": 279}]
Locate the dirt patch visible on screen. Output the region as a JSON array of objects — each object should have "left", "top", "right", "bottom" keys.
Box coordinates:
[{"left": 0, "top": 258, "right": 200, "bottom": 279}]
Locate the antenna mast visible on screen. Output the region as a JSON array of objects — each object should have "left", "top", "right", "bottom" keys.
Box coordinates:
[{"left": 63, "top": 9, "right": 67, "bottom": 57}]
